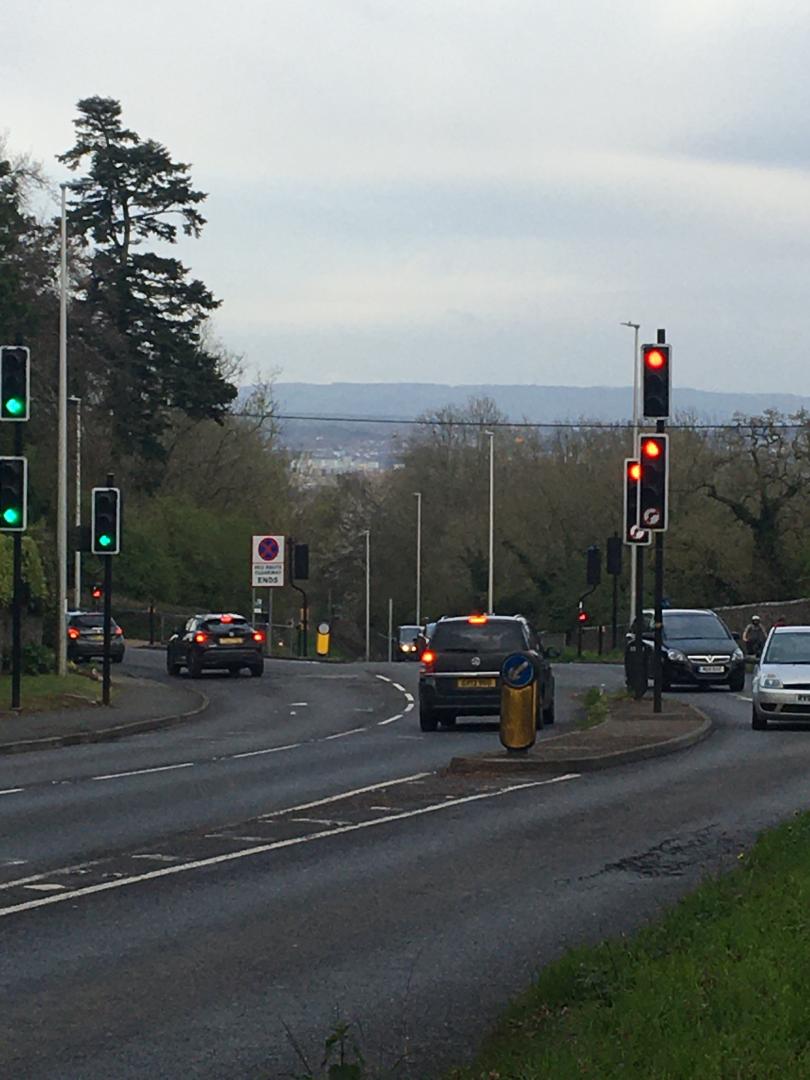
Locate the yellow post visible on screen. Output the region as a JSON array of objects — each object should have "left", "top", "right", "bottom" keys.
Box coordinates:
[
  {"left": 316, "top": 620, "right": 330, "bottom": 657},
  {"left": 499, "top": 653, "right": 538, "bottom": 752}
]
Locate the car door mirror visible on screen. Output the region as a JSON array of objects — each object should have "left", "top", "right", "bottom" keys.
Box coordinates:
[
  {"left": 545, "top": 646, "right": 560, "bottom": 660},
  {"left": 732, "top": 631, "right": 741, "bottom": 643}
]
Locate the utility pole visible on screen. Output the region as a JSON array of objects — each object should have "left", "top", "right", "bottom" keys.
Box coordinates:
[
  {"left": 69, "top": 395, "right": 82, "bottom": 610},
  {"left": 621, "top": 321, "right": 640, "bottom": 626},
  {"left": 414, "top": 491, "right": 422, "bottom": 626},
  {"left": 57, "top": 184, "right": 69, "bottom": 675},
  {"left": 364, "top": 529, "right": 371, "bottom": 662},
  {"left": 486, "top": 430, "right": 495, "bottom": 613}
]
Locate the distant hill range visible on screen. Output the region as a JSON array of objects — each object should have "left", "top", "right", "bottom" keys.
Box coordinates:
[{"left": 269, "top": 382, "right": 810, "bottom": 424}]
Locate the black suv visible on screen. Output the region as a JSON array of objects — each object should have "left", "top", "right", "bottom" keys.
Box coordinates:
[
  {"left": 625, "top": 607, "right": 746, "bottom": 691},
  {"left": 418, "top": 614, "right": 555, "bottom": 731},
  {"left": 167, "top": 613, "right": 264, "bottom": 678}
]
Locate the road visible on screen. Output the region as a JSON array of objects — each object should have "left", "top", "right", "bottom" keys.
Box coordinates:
[{"left": 0, "top": 652, "right": 807, "bottom": 1078}]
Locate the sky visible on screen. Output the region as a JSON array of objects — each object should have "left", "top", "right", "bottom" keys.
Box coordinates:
[{"left": 5, "top": 0, "right": 810, "bottom": 392}]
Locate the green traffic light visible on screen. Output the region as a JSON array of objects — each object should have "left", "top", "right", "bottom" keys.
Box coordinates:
[
  {"left": 98, "top": 533, "right": 112, "bottom": 548},
  {"left": 4, "top": 397, "right": 24, "bottom": 417},
  {"left": 2, "top": 507, "right": 20, "bottom": 526}
]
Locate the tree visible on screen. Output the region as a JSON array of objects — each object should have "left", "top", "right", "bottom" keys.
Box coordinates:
[{"left": 58, "top": 97, "right": 236, "bottom": 474}]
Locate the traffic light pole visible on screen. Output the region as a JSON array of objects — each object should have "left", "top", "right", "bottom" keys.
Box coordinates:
[
  {"left": 633, "top": 547, "right": 645, "bottom": 699},
  {"left": 102, "top": 471, "right": 114, "bottom": 706},
  {"left": 653, "top": 411, "right": 666, "bottom": 715},
  {"left": 10, "top": 423, "right": 23, "bottom": 710}
]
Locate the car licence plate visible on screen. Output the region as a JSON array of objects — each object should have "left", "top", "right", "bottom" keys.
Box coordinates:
[
  {"left": 89, "top": 635, "right": 103, "bottom": 642},
  {"left": 457, "top": 677, "right": 497, "bottom": 689},
  {"left": 221, "top": 637, "right": 243, "bottom": 645},
  {"left": 698, "top": 665, "right": 723, "bottom": 674},
  {"left": 798, "top": 695, "right": 810, "bottom": 704}
]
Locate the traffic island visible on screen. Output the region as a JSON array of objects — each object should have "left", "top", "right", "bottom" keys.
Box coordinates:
[
  {"left": 447, "top": 694, "right": 712, "bottom": 775},
  {"left": 0, "top": 675, "right": 208, "bottom": 754}
]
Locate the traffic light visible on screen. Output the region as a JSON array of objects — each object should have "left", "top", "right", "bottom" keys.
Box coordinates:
[
  {"left": 91, "top": 487, "right": 121, "bottom": 554},
  {"left": 639, "top": 434, "right": 669, "bottom": 531},
  {"left": 623, "top": 458, "right": 651, "bottom": 546},
  {"left": 91, "top": 584, "right": 103, "bottom": 601},
  {"left": 586, "top": 544, "right": 601, "bottom": 586},
  {"left": 641, "top": 343, "right": 671, "bottom": 419},
  {"left": 606, "top": 535, "right": 622, "bottom": 576},
  {"left": 292, "top": 543, "right": 309, "bottom": 580},
  {"left": 0, "top": 347, "right": 30, "bottom": 421},
  {"left": 577, "top": 607, "right": 590, "bottom": 624},
  {"left": 0, "top": 457, "right": 27, "bottom": 531}
]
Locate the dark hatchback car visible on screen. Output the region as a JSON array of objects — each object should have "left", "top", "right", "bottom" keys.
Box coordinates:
[
  {"left": 394, "top": 624, "right": 422, "bottom": 661},
  {"left": 625, "top": 607, "right": 746, "bottom": 691},
  {"left": 67, "top": 611, "right": 126, "bottom": 663},
  {"left": 418, "top": 614, "right": 555, "bottom": 731},
  {"left": 167, "top": 613, "right": 265, "bottom": 678}
]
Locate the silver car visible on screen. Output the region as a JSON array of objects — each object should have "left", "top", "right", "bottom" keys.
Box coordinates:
[{"left": 752, "top": 626, "right": 810, "bottom": 729}]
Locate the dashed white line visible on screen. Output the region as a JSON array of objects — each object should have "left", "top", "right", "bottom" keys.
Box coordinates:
[
  {"left": 290, "top": 702, "right": 309, "bottom": 707},
  {"left": 92, "top": 763, "right": 195, "bottom": 782},
  {"left": 231, "top": 743, "right": 302, "bottom": 760},
  {"left": 404, "top": 702, "right": 414, "bottom": 713},
  {"left": 375, "top": 675, "right": 392, "bottom": 683},
  {"left": 404, "top": 692, "right": 414, "bottom": 703},
  {"left": 0, "top": 774, "right": 579, "bottom": 918},
  {"left": 0, "top": 788, "right": 23, "bottom": 797},
  {"left": 378, "top": 714, "right": 403, "bottom": 726},
  {"left": 392, "top": 682, "right": 406, "bottom": 692},
  {"left": 323, "top": 728, "right": 366, "bottom": 741},
  {"left": 261, "top": 772, "right": 430, "bottom": 818}
]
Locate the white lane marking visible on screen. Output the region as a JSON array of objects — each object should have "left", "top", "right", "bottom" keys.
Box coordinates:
[
  {"left": 92, "top": 763, "right": 194, "bottom": 782},
  {"left": 24, "top": 883, "right": 65, "bottom": 892},
  {"left": 738, "top": 695, "right": 753, "bottom": 702},
  {"left": 404, "top": 692, "right": 414, "bottom": 703},
  {"left": 0, "top": 788, "right": 23, "bottom": 797},
  {"left": 392, "top": 683, "right": 406, "bottom": 692},
  {"left": 404, "top": 702, "right": 414, "bottom": 713},
  {"left": 323, "top": 728, "right": 366, "bottom": 741},
  {"left": 290, "top": 712, "right": 297, "bottom": 717},
  {"left": 375, "top": 675, "right": 392, "bottom": 683},
  {"left": 290, "top": 702, "right": 309, "bottom": 706},
  {"left": 0, "top": 774, "right": 579, "bottom": 919},
  {"left": 231, "top": 743, "right": 302, "bottom": 760},
  {"left": 0, "top": 860, "right": 102, "bottom": 893},
  {"left": 378, "top": 714, "right": 403, "bottom": 726},
  {"left": 261, "top": 772, "right": 431, "bottom": 818}
]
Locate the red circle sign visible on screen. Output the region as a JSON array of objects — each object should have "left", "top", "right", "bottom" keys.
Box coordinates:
[{"left": 258, "top": 537, "right": 280, "bottom": 561}]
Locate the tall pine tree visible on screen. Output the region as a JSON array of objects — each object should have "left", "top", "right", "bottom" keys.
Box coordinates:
[{"left": 59, "top": 97, "right": 236, "bottom": 474}]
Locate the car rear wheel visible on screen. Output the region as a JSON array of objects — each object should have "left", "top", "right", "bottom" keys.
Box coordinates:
[
  {"left": 188, "top": 653, "right": 204, "bottom": 679},
  {"left": 166, "top": 657, "right": 182, "bottom": 676},
  {"left": 752, "top": 705, "right": 768, "bottom": 730},
  {"left": 249, "top": 663, "right": 263, "bottom": 678},
  {"left": 228, "top": 666, "right": 241, "bottom": 677},
  {"left": 439, "top": 713, "right": 457, "bottom": 729},
  {"left": 419, "top": 702, "right": 438, "bottom": 732},
  {"left": 542, "top": 698, "right": 555, "bottom": 725}
]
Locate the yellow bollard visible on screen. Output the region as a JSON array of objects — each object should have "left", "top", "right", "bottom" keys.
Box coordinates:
[
  {"left": 499, "top": 653, "right": 538, "bottom": 752},
  {"left": 316, "top": 621, "right": 330, "bottom": 657}
]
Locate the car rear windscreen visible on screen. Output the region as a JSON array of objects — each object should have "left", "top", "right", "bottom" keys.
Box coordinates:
[
  {"left": 431, "top": 621, "right": 527, "bottom": 652},
  {"left": 71, "top": 615, "right": 116, "bottom": 629},
  {"left": 203, "top": 617, "right": 249, "bottom": 630}
]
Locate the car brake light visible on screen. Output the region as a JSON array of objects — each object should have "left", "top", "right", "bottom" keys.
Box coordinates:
[
  {"left": 221, "top": 614, "right": 233, "bottom": 623},
  {"left": 468, "top": 615, "right": 488, "bottom": 625},
  {"left": 67, "top": 627, "right": 80, "bottom": 640},
  {"left": 194, "top": 632, "right": 208, "bottom": 644},
  {"left": 421, "top": 649, "right": 435, "bottom": 666},
  {"left": 253, "top": 631, "right": 265, "bottom": 643}
]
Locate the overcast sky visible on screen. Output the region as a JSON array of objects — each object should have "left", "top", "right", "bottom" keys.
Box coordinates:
[{"left": 6, "top": 0, "right": 810, "bottom": 392}]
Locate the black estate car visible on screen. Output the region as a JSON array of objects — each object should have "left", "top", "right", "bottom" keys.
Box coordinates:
[
  {"left": 418, "top": 614, "right": 555, "bottom": 731},
  {"left": 625, "top": 607, "right": 746, "bottom": 691},
  {"left": 167, "top": 613, "right": 265, "bottom": 678}
]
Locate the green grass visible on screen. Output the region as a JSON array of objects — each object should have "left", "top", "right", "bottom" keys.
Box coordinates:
[
  {"left": 0, "top": 672, "right": 101, "bottom": 713},
  {"left": 446, "top": 810, "right": 810, "bottom": 1079},
  {"left": 578, "top": 685, "right": 611, "bottom": 729}
]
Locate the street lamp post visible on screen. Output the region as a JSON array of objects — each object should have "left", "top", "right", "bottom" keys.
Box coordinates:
[
  {"left": 364, "top": 529, "right": 371, "bottom": 662},
  {"left": 68, "top": 396, "right": 82, "bottom": 610},
  {"left": 621, "top": 321, "right": 640, "bottom": 622},
  {"left": 57, "top": 184, "right": 69, "bottom": 675},
  {"left": 485, "top": 430, "right": 495, "bottom": 613},
  {"left": 414, "top": 491, "right": 422, "bottom": 625}
]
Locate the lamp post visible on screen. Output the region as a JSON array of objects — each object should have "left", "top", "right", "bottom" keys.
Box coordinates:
[
  {"left": 68, "top": 396, "right": 82, "bottom": 610},
  {"left": 364, "top": 529, "right": 371, "bottom": 662},
  {"left": 485, "top": 430, "right": 495, "bottom": 613},
  {"left": 414, "top": 491, "right": 422, "bottom": 625},
  {"left": 57, "top": 183, "right": 69, "bottom": 675},
  {"left": 620, "top": 321, "right": 640, "bottom": 621}
]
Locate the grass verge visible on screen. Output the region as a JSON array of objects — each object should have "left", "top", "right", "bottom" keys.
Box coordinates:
[
  {"left": 0, "top": 673, "right": 101, "bottom": 714},
  {"left": 578, "top": 685, "right": 611, "bottom": 729},
  {"left": 447, "top": 810, "right": 810, "bottom": 1079},
  {"left": 559, "top": 648, "right": 624, "bottom": 664}
]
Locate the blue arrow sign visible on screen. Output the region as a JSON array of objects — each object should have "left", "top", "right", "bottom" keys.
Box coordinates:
[{"left": 501, "top": 652, "right": 536, "bottom": 689}]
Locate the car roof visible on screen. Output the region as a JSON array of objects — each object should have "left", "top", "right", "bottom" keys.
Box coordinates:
[{"left": 772, "top": 625, "right": 810, "bottom": 633}]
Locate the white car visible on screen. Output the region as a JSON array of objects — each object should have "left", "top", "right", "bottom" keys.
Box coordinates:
[{"left": 752, "top": 626, "right": 810, "bottom": 730}]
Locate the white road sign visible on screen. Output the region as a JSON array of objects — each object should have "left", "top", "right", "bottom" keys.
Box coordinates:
[{"left": 252, "top": 534, "right": 285, "bottom": 587}]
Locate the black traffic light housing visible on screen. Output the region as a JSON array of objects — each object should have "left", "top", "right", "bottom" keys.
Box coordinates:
[
  {"left": 639, "top": 435, "right": 669, "bottom": 531},
  {"left": 91, "top": 487, "right": 121, "bottom": 555},
  {"left": 292, "top": 542, "right": 309, "bottom": 581},
  {"left": 586, "top": 544, "right": 601, "bottom": 586},
  {"left": 623, "top": 458, "right": 651, "bottom": 546},
  {"left": 642, "top": 343, "right": 671, "bottom": 419},
  {"left": 606, "top": 535, "right": 623, "bottom": 576},
  {"left": 0, "top": 457, "right": 27, "bottom": 531},
  {"left": 0, "top": 347, "right": 30, "bottom": 422}
]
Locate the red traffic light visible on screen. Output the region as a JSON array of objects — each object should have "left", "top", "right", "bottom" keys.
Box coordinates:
[
  {"left": 644, "top": 347, "right": 667, "bottom": 371},
  {"left": 577, "top": 609, "right": 589, "bottom": 624},
  {"left": 642, "top": 438, "right": 661, "bottom": 459},
  {"left": 91, "top": 585, "right": 103, "bottom": 600},
  {"left": 627, "top": 461, "right": 642, "bottom": 482}
]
